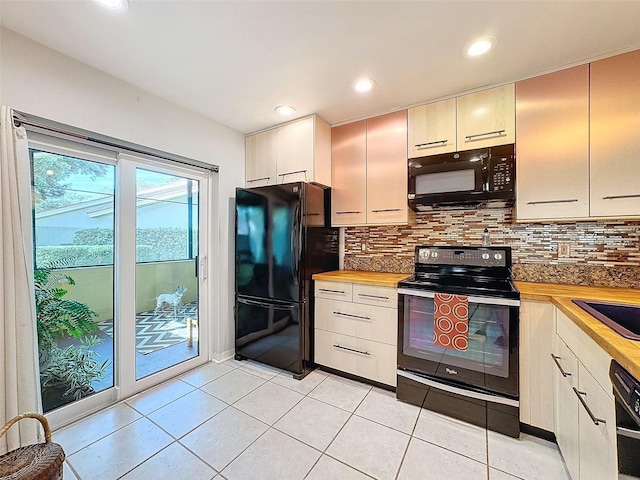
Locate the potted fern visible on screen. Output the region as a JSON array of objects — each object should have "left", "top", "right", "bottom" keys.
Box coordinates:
[{"left": 34, "top": 264, "right": 110, "bottom": 411}]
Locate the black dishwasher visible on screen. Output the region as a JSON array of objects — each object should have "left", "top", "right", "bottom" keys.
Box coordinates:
[{"left": 610, "top": 360, "right": 640, "bottom": 478}]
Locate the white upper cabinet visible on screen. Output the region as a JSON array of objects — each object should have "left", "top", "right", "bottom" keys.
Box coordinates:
[
  {"left": 331, "top": 111, "right": 412, "bottom": 227},
  {"left": 276, "top": 116, "right": 314, "bottom": 184},
  {"left": 457, "top": 84, "right": 515, "bottom": 150},
  {"left": 245, "top": 129, "right": 277, "bottom": 187},
  {"left": 244, "top": 114, "right": 331, "bottom": 187},
  {"left": 515, "top": 65, "right": 590, "bottom": 220},
  {"left": 331, "top": 120, "right": 368, "bottom": 226},
  {"left": 407, "top": 98, "right": 457, "bottom": 158},
  {"left": 590, "top": 49, "right": 640, "bottom": 218},
  {"left": 365, "top": 110, "right": 411, "bottom": 225}
]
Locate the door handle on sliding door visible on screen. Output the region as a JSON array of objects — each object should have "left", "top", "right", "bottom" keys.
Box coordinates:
[{"left": 199, "top": 255, "right": 207, "bottom": 280}]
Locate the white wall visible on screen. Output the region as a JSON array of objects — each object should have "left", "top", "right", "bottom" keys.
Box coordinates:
[{"left": 0, "top": 27, "right": 243, "bottom": 360}]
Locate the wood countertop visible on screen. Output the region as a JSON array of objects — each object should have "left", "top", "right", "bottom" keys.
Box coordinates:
[
  {"left": 516, "top": 281, "right": 640, "bottom": 380},
  {"left": 312, "top": 270, "right": 410, "bottom": 288}
]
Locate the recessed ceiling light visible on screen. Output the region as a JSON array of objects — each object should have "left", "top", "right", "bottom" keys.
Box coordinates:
[
  {"left": 354, "top": 79, "right": 376, "bottom": 93},
  {"left": 275, "top": 105, "right": 296, "bottom": 116},
  {"left": 464, "top": 36, "right": 497, "bottom": 58},
  {"left": 93, "top": 0, "right": 129, "bottom": 11}
]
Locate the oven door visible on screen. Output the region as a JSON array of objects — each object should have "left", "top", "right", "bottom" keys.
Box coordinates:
[{"left": 398, "top": 288, "right": 519, "bottom": 399}]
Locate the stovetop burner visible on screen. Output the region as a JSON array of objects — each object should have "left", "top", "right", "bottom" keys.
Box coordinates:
[{"left": 398, "top": 245, "right": 520, "bottom": 300}]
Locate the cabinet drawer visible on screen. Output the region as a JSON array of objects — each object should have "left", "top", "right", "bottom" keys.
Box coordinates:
[
  {"left": 556, "top": 309, "right": 581, "bottom": 356},
  {"left": 352, "top": 284, "right": 397, "bottom": 308},
  {"left": 315, "top": 329, "right": 397, "bottom": 387},
  {"left": 553, "top": 336, "right": 579, "bottom": 389},
  {"left": 315, "top": 281, "right": 352, "bottom": 301},
  {"left": 577, "top": 364, "right": 617, "bottom": 480},
  {"left": 578, "top": 328, "right": 613, "bottom": 398},
  {"left": 315, "top": 297, "right": 397, "bottom": 345}
]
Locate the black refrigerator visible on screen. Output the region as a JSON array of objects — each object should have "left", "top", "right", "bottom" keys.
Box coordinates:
[{"left": 235, "top": 182, "right": 339, "bottom": 378}]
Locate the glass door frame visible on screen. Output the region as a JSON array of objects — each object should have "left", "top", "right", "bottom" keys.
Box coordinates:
[
  {"left": 29, "top": 132, "right": 216, "bottom": 429},
  {"left": 116, "top": 153, "right": 211, "bottom": 401}
]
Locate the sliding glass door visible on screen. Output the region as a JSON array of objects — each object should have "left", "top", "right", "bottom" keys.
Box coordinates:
[{"left": 30, "top": 135, "right": 212, "bottom": 426}]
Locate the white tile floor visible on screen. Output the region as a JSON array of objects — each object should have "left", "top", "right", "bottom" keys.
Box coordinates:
[{"left": 55, "top": 359, "right": 571, "bottom": 480}]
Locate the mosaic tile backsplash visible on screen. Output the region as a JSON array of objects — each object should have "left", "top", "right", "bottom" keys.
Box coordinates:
[{"left": 343, "top": 207, "right": 640, "bottom": 289}]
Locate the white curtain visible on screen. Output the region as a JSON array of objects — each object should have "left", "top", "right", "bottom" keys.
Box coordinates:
[{"left": 0, "top": 105, "right": 42, "bottom": 454}]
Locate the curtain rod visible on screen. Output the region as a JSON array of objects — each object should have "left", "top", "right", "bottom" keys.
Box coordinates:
[{"left": 12, "top": 115, "right": 219, "bottom": 173}]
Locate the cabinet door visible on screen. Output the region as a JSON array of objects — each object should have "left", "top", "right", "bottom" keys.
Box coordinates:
[
  {"left": 457, "top": 84, "right": 515, "bottom": 150},
  {"left": 519, "top": 300, "right": 555, "bottom": 431},
  {"left": 331, "top": 120, "right": 367, "bottom": 225},
  {"left": 553, "top": 337, "right": 580, "bottom": 480},
  {"left": 515, "top": 66, "right": 590, "bottom": 220},
  {"left": 408, "top": 99, "right": 457, "bottom": 158},
  {"left": 577, "top": 365, "right": 617, "bottom": 480},
  {"left": 366, "top": 111, "right": 410, "bottom": 225},
  {"left": 590, "top": 49, "right": 640, "bottom": 217},
  {"left": 245, "top": 130, "right": 277, "bottom": 186},
  {"left": 276, "top": 117, "right": 314, "bottom": 184}
]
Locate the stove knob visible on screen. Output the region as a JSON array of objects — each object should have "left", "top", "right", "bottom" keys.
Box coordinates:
[
  {"left": 431, "top": 251, "right": 438, "bottom": 258},
  {"left": 420, "top": 249, "right": 430, "bottom": 259},
  {"left": 482, "top": 253, "right": 490, "bottom": 260},
  {"left": 494, "top": 253, "right": 503, "bottom": 261}
]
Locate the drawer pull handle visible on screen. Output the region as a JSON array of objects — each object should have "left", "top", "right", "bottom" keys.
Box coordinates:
[
  {"left": 602, "top": 194, "right": 640, "bottom": 200},
  {"left": 333, "top": 311, "right": 371, "bottom": 321},
  {"left": 527, "top": 199, "right": 578, "bottom": 205},
  {"left": 247, "top": 177, "right": 270, "bottom": 183},
  {"left": 333, "top": 344, "right": 370, "bottom": 356},
  {"left": 319, "top": 288, "right": 346, "bottom": 294},
  {"left": 336, "top": 211, "right": 362, "bottom": 214},
  {"left": 415, "top": 140, "right": 448, "bottom": 148},
  {"left": 551, "top": 354, "right": 572, "bottom": 377},
  {"left": 371, "top": 208, "right": 401, "bottom": 213},
  {"left": 358, "top": 293, "right": 389, "bottom": 300},
  {"left": 465, "top": 129, "right": 505, "bottom": 141},
  {"left": 573, "top": 387, "right": 606, "bottom": 426}
]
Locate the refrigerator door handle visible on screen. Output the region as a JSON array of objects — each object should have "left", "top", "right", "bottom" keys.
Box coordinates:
[
  {"left": 292, "top": 202, "right": 301, "bottom": 282},
  {"left": 237, "top": 296, "right": 297, "bottom": 310},
  {"left": 237, "top": 297, "right": 272, "bottom": 308}
]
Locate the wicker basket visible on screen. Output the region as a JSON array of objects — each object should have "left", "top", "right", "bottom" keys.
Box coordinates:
[{"left": 0, "top": 413, "right": 65, "bottom": 480}]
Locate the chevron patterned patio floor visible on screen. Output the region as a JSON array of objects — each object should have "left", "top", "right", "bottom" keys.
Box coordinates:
[{"left": 98, "top": 302, "right": 198, "bottom": 355}]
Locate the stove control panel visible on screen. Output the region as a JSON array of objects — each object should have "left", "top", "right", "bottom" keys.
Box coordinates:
[{"left": 416, "top": 247, "right": 508, "bottom": 267}]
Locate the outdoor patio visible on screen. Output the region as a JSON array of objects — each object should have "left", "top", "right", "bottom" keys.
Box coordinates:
[{"left": 58, "top": 301, "right": 199, "bottom": 392}]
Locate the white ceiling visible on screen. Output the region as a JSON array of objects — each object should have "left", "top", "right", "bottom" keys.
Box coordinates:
[{"left": 2, "top": 1, "right": 640, "bottom": 134}]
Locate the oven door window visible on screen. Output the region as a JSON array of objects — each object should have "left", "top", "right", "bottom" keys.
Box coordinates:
[{"left": 403, "top": 295, "right": 511, "bottom": 379}]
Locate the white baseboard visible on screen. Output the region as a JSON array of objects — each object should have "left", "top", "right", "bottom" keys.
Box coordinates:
[{"left": 212, "top": 348, "right": 235, "bottom": 363}]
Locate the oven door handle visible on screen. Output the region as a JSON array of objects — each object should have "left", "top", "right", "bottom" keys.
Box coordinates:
[{"left": 397, "top": 288, "right": 520, "bottom": 307}]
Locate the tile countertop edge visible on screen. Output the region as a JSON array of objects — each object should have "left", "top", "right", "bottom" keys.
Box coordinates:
[
  {"left": 312, "top": 270, "right": 411, "bottom": 288},
  {"left": 516, "top": 281, "right": 640, "bottom": 381}
]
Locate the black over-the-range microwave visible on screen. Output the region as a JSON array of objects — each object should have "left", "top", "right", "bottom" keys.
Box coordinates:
[{"left": 408, "top": 143, "right": 515, "bottom": 210}]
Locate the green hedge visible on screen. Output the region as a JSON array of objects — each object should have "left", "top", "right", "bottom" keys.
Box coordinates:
[
  {"left": 36, "top": 245, "right": 153, "bottom": 268},
  {"left": 36, "top": 227, "right": 196, "bottom": 268}
]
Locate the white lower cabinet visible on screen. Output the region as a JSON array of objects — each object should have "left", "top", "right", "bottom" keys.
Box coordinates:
[
  {"left": 553, "top": 310, "right": 617, "bottom": 480},
  {"left": 519, "top": 300, "right": 555, "bottom": 431},
  {"left": 577, "top": 364, "right": 617, "bottom": 480},
  {"left": 553, "top": 336, "right": 581, "bottom": 480},
  {"left": 314, "top": 330, "right": 397, "bottom": 386},
  {"left": 315, "top": 282, "right": 398, "bottom": 386}
]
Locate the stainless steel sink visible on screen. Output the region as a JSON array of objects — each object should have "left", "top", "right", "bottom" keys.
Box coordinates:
[{"left": 573, "top": 300, "right": 640, "bottom": 340}]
